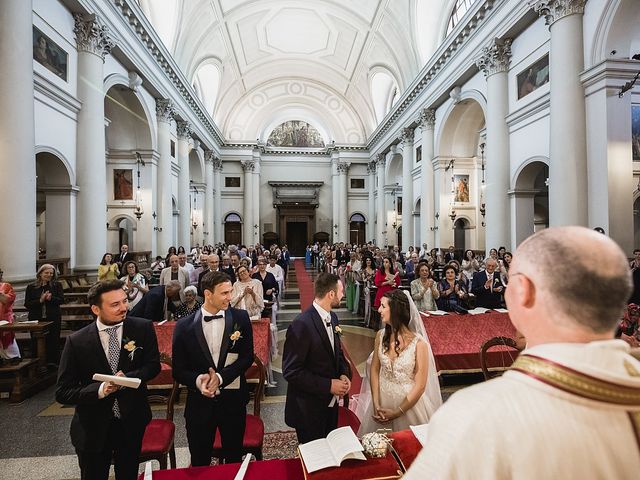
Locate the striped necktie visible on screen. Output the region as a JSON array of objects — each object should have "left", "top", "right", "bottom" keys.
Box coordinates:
[{"left": 106, "top": 325, "right": 122, "bottom": 418}]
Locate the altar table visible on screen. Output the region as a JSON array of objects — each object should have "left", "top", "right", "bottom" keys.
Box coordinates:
[{"left": 138, "top": 458, "right": 304, "bottom": 480}]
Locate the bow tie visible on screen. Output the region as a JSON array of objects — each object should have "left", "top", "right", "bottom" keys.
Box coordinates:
[
  {"left": 204, "top": 314, "right": 224, "bottom": 322},
  {"left": 325, "top": 320, "right": 332, "bottom": 328}
]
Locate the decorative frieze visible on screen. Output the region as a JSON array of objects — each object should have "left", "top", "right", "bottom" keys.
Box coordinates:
[
  {"left": 530, "top": 0, "right": 587, "bottom": 26},
  {"left": 476, "top": 38, "right": 513, "bottom": 78},
  {"left": 73, "top": 13, "right": 114, "bottom": 60}
]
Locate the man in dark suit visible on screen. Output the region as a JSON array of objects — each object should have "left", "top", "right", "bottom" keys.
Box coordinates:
[
  {"left": 172, "top": 271, "right": 254, "bottom": 465},
  {"left": 444, "top": 245, "right": 457, "bottom": 263},
  {"left": 130, "top": 282, "right": 180, "bottom": 321},
  {"left": 220, "top": 254, "right": 237, "bottom": 284},
  {"left": 56, "top": 280, "right": 160, "bottom": 480},
  {"left": 116, "top": 244, "right": 134, "bottom": 270},
  {"left": 471, "top": 258, "right": 505, "bottom": 309},
  {"left": 197, "top": 254, "right": 219, "bottom": 296},
  {"left": 283, "top": 273, "right": 352, "bottom": 443}
]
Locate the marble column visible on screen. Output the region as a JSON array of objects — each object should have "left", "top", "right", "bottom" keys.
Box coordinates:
[
  {"left": 338, "top": 162, "right": 350, "bottom": 243},
  {"left": 176, "top": 121, "right": 192, "bottom": 250},
  {"left": 531, "top": 0, "right": 588, "bottom": 226},
  {"left": 418, "top": 109, "right": 436, "bottom": 249},
  {"left": 252, "top": 148, "right": 261, "bottom": 246},
  {"left": 155, "top": 99, "right": 175, "bottom": 254},
  {"left": 73, "top": 14, "right": 114, "bottom": 271},
  {"left": 331, "top": 152, "right": 340, "bottom": 242},
  {"left": 0, "top": 0, "right": 36, "bottom": 281},
  {"left": 204, "top": 150, "right": 215, "bottom": 245},
  {"left": 400, "top": 127, "right": 415, "bottom": 251},
  {"left": 476, "top": 38, "right": 512, "bottom": 252},
  {"left": 376, "top": 153, "right": 387, "bottom": 246},
  {"left": 367, "top": 160, "right": 377, "bottom": 243},
  {"left": 213, "top": 157, "right": 223, "bottom": 244},
  {"left": 241, "top": 160, "right": 255, "bottom": 245}
]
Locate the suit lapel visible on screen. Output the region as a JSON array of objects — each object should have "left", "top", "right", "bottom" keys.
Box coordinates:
[
  {"left": 310, "top": 307, "right": 335, "bottom": 359},
  {"left": 218, "top": 309, "right": 233, "bottom": 369},
  {"left": 193, "top": 310, "right": 217, "bottom": 370},
  {"left": 90, "top": 323, "right": 114, "bottom": 374},
  {"left": 117, "top": 320, "right": 131, "bottom": 372},
  {"left": 330, "top": 312, "right": 341, "bottom": 369}
]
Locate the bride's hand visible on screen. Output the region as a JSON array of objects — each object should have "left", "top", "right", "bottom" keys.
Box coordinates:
[{"left": 375, "top": 407, "right": 397, "bottom": 423}]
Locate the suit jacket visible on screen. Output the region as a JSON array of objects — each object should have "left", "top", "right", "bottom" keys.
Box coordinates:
[
  {"left": 159, "top": 267, "right": 190, "bottom": 301},
  {"left": 116, "top": 251, "right": 135, "bottom": 266},
  {"left": 220, "top": 266, "right": 237, "bottom": 284},
  {"left": 172, "top": 307, "right": 254, "bottom": 420},
  {"left": 129, "top": 285, "right": 176, "bottom": 321},
  {"left": 471, "top": 270, "right": 505, "bottom": 309},
  {"left": 283, "top": 306, "right": 351, "bottom": 429},
  {"left": 55, "top": 316, "right": 160, "bottom": 452}
]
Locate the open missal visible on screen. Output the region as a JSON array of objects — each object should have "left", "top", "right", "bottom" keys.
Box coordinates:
[
  {"left": 92, "top": 373, "right": 141, "bottom": 389},
  {"left": 298, "top": 426, "right": 366, "bottom": 473}
]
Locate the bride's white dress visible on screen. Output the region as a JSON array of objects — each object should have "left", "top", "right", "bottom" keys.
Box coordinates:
[{"left": 358, "top": 333, "right": 437, "bottom": 435}]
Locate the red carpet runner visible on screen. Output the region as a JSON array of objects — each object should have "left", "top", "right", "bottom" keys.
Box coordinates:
[{"left": 292, "top": 259, "right": 362, "bottom": 396}]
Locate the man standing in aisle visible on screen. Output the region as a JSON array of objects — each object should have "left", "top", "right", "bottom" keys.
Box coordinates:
[
  {"left": 56, "top": 280, "right": 160, "bottom": 480},
  {"left": 405, "top": 226, "right": 640, "bottom": 479}
]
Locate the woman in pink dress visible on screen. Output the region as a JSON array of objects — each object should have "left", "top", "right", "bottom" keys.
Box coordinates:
[
  {"left": 0, "top": 267, "right": 20, "bottom": 363},
  {"left": 373, "top": 256, "right": 400, "bottom": 308}
]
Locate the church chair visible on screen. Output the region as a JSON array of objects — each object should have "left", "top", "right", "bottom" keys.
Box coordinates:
[
  {"left": 479, "top": 336, "right": 522, "bottom": 381},
  {"left": 212, "top": 354, "right": 266, "bottom": 462},
  {"left": 139, "top": 355, "right": 179, "bottom": 469}
]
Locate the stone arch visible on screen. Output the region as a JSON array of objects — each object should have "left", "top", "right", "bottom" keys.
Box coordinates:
[
  {"left": 453, "top": 216, "right": 472, "bottom": 251},
  {"left": 349, "top": 212, "right": 366, "bottom": 245},
  {"left": 261, "top": 112, "right": 331, "bottom": 146},
  {"left": 368, "top": 64, "right": 402, "bottom": 124},
  {"left": 512, "top": 157, "right": 549, "bottom": 246},
  {"left": 189, "top": 57, "right": 222, "bottom": 117},
  {"left": 224, "top": 212, "right": 243, "bottom": 245},
  {"left": 589, "top": 0, "right": 640, "bottom": 66},
  {"left": 435, "top": 92, "right": 487, "bottom": 156}
]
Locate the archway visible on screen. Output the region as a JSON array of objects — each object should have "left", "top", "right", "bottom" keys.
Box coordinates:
[
  {"left": 104, "top": 83, "right": 153, "bottom": 253},
  {"left": 512, "top": 160, "right": 549, "bottom": 246},
  {"left": 453, "top": 217, "right": 470, "bottom": 251},
  {"left": 35, "top": 150, "right": 74, "bottom": 263},
  {"left": 349, "top": 213, "right": 366, "bottom": 246},
  {"left": 224, "top": 213, "right": 242, "bottom": 245}
]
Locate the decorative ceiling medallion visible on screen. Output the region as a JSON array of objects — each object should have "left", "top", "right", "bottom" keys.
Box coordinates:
[{"left": 267, "top": 120, "right": 325, "bottom": 147}]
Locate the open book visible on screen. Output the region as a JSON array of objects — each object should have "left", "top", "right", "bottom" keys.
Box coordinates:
[
  {"left": 92, "top": 373, "right": 141, "bottom": 389},
  {"left": 467, "top": 307, "right": 490, "bottom": 315},
  {"left": 298, "top": 426, "right": 366, "bottom": 473}
]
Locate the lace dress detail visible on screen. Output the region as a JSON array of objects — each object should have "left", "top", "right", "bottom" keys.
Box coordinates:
[{"left": 358, "top": 333, "right": 436, "bottom": 434}]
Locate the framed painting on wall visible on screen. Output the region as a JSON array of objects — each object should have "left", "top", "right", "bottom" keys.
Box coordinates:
[
  {"left": 454, "top": 175, "right": 470, "bottom": 203},
  {"left": 517, "top": 54, "right": 549, "bottom": 100},
  {"left": 114, "top": 169, "right": 133, "bottom": 200},
  {"left": 33, "top": 26, "right": 68, "bottom": 81}
]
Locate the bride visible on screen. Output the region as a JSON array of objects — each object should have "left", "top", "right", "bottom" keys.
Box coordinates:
[{"left": 357, "top": 289, "right": 442, "bottom": 434}]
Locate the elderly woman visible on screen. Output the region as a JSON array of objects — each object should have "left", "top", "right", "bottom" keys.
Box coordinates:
[
  {"left": 410, "top": 263, "right": 440, "bottom": 312},
  {"left": 231, "top": 265, "right": 264, "bottom": 320},
  {"left": 120, "top": 261, "right": 148, "bottom": 310},
  {"left": 175, "top": 286, "right": 202, "bottom": 319},
  {"left": 0, "top": 267, "right": 20, "bottom": 363},
  {"left": 24, "top": 264, "right": 64, "bottom": 365}
]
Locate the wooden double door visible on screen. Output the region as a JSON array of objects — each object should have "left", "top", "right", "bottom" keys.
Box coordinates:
[{"left": 277, "top": 206, "right": 315, "bottom": 256}]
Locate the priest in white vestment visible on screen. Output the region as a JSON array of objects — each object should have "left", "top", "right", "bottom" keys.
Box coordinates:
[{"left": 404, "top": 226, "right": 640, "bottom": 479}]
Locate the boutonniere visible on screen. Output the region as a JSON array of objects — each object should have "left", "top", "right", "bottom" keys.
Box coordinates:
[
  {"left": 334, "top": 325, "right": 344, "bottom": 337},
  {"left": 122, "top": 337, "right": 143, "bottom": 361},
  {"left": 230, "top": 324, "right": 243, "bottom": 347}
]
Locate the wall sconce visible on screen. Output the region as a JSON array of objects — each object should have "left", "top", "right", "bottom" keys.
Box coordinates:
[
  {"left": 134, "top": 152, "right": 145, "bottom": 220},
  {"left": 480, "top": 202, "right": 486, "bottom": 218},
  {"left": 430, "top": 212, "right": 439, "bottom": 231},
  {"left": 192, "top": 220, "right": 198, "bottom": 230},
  {"left": 449, "top": 209, "right": 457, "bottom": 222}
]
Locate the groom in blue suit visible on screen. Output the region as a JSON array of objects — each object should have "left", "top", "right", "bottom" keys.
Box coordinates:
[
  {"left": 172, "top": 271, "right": 254, "bottom": 465},
  {"left": 283, "top": 273, "right": 352, "bottom": 443}
]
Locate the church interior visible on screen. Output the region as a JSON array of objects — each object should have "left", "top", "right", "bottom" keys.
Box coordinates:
[{"left": 1, "top": 0, "right": 639, "bottom": 478}]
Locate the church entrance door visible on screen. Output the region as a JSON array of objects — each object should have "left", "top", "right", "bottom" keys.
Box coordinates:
[{"left": 286, "top": 222, "right": 307, "bottom": 256}]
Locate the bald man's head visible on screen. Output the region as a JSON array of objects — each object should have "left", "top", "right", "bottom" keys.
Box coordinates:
[{"left": 511, "top": 226, "right": 631, "bottom": 333}]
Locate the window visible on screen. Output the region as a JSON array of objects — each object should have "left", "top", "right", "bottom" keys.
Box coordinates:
[
  {"left": 351, "top": 178, "right": 365, "bottom": 189},
  {"left": 416, "top": 146, "right": 422, "bottom": 163},
  {"left": 446, "top": 0, "right": 479, "bottom": 37},
  {"left": 170, "top": 140, "right": 175, "bottom": 158},
  {"left": 225, "top": 177, "right": 240, "bottom": 188}
]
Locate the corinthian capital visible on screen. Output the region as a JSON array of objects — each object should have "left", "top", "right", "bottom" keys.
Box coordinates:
[
  {"left": 204, "top": 150, "right": 215, "bottom": 164},
  {"left": 337, "top": 162, "right": 350, "bottom": 174},
  {"left": 73, "top": 13, "right": 114, "bottom": 61},
  {"left": 367, "top": 160, "right": 377, "bottom": 174},
  {"left": 476, "top": 38, "right": 513, "bottom": 78},
  {"left": 376, "top": 153, "right": 386, "bottom": 170},
  {"left": 241, "top": 160, "right": 255, "bottom": 172},
  {"left": 156, "top": 99, "right": 176, "bottom": 124},
  {"left": 417, "top": 109, "right": 436, "bottom": 130},
  {"left": 400, "top": 128, "right": 415, "bottom": 146},
  {"left": 176, "top": 121, "right": 193, "bottom": 140},
  {"left": 530, "top": 0, "right": 586, "bottom": 26},
  {"left": 213, "top": 157, "right": 223, "bottom": 171}
]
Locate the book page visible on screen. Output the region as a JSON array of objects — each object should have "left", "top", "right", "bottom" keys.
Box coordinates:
[
  {"left": 327, "top": 426, "right": 365, "bottom": 464},
  {"left": 410, "top": 423, "right": 429, "bottom": 447},
  {"left": 493, "top": 308, "right": 508, "bottom": 313},
  {"left": 298, "top": 438, "right": 337, "bottom": 473},
  {"left": 92, "top": 373, "right": 141, "bottom": 389}
]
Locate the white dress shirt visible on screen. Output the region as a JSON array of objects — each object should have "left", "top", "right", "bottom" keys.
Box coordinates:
[
  {"left": 96, "top": 318, "right": 124, "bottom": 399},
  {"left": 198, "top": 306, "right": 225, "bottom": 392},
  {"left": 313, "top": 301, "right": 334, "bottom": 351}
]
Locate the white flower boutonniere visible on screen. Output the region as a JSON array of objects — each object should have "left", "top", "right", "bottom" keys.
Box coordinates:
[
  {"left": 123, "top": 338, "right": 143, "bottom": 361},
  {"left": 334, "top": 325, "right": 344, "bottom": 337},
  {"left": 230, "top": 324, "right": 243, "bottom": 347}
]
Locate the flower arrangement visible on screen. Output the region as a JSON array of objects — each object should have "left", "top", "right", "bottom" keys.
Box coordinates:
[
  {"left": 123, "top": 337, "right": 142, "bottom": 360},
  {"left": 361, "top": 430, "right": 393, "bottom": 458}
]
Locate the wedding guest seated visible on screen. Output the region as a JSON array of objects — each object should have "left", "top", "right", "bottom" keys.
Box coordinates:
[
  {"left": 159, "top": 254, "right": 190, "bottom": 302},
  {"left": 461, "top": 249, "right": 480, "bottom": 283},
  {"left": 471, "top": 258, "right": 505, "bottom": 309},
  {"left": 130, "top": 281, "right": 181, "bottom": 321},
  {"left": 231, "top": 265, "right": 264, "bottom": 320},
  {"left": 175, "top": 286, "right": 202, "bottom": 319},
  {"left": 436, "top": 265, "right": 468, "bottom": 312},
  {"left": 405, "top": 252, "right": 418, "bottom": 282},
  {"left": 410, "top": 263, "right": 439, "bottom": 312},
  {"left": 120, "top": 261, "right": 148, "bottom": 310}
]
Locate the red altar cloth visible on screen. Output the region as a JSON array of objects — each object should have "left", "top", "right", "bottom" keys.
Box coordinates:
[
  {"left": 251, "top": 318, "right": 271, "bottom": 367},
  {"left": 138, "top": 458, "right": 304, "bottom": 480},
  {"left": 421, "top": 311, "right": 518, "bottom": 373}
]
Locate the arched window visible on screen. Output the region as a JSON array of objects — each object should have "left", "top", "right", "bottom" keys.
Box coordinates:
[
  {"left": 370, "top": 70, "right": 400, "bottom": 125},
  {"left": 224, "top": 213, "right": 242, "bottom": 223},
  {"left": 192, "top": 63, "right": 221, "bottom": 117},
  {"left": 349, "top": 214, "right": 366, "bottom": 245},
  {"left": 446, "top": 0, "right": 479, "bottom": 37}
]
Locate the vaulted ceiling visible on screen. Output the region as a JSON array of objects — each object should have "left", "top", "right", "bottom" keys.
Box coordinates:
[{"left": 138, "top": 0, "right": 452, "bottom": 144}]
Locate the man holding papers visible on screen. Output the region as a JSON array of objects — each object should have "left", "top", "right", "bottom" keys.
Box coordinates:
[
  {"left": 283, "top": 273, "right": 352, "bottom": 443},
  {"left": 56, "top": 280, "right": 160, "bottom": 480},
  {"left": 172, "top": 271, "right": 254, "bottom": 465}
]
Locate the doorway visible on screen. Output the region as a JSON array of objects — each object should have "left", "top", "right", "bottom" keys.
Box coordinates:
[
  {"left": 224, "top": 213, "right": 242, "bottom": 245},
  {"left": 454, "top": 218, "right": 468, "bottom": 251},
  {"left": 286, "top": 222, "right": 307, "bottom": 256}
]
